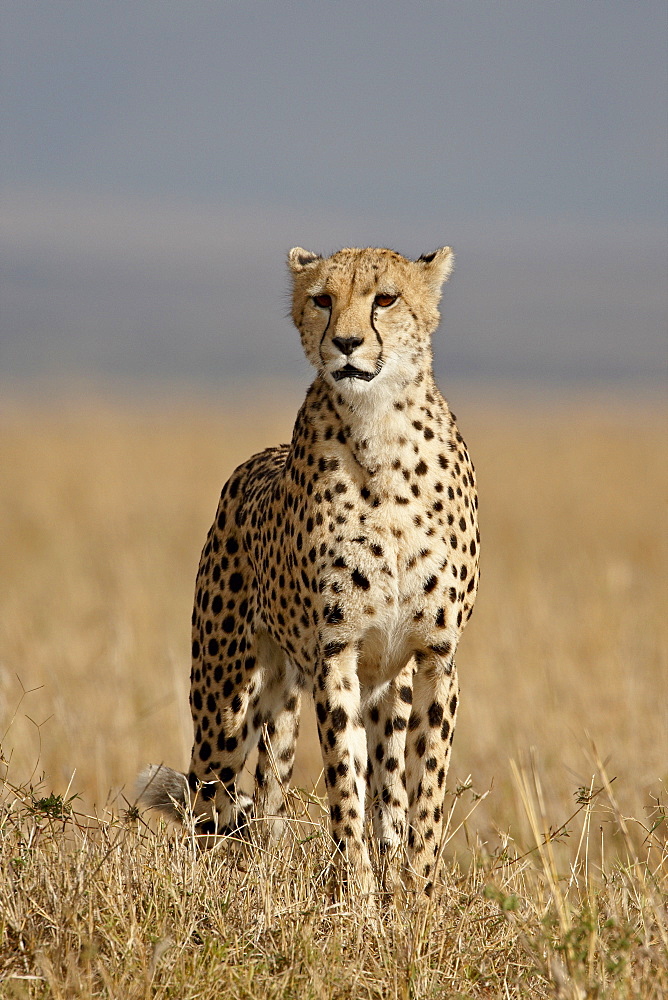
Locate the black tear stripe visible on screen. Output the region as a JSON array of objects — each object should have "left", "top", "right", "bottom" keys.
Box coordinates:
[
  {"left": 369, "top": 305, "right": 384, "bottom": 348},
  {"left": 318, "top": 308, "right": 332, "bottom": 353}
]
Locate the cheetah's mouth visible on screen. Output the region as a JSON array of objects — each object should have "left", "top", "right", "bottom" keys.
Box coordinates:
[{"left": 332, "top": 364, "right": 377, "bottom": 382}]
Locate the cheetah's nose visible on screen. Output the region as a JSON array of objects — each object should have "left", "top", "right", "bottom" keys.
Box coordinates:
[{"left": 332, "top": 336, "right": 363, "bottom": 356}]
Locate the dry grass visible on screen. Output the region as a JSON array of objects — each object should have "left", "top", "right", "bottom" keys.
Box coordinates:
[{"left": 1, "top": 382, "right": 666, "bottom": 997}]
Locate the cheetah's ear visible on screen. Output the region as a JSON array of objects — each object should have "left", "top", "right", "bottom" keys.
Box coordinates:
[
  {"left": 288, "top": 247, "right": 322, "bottom": 273},
  {"left": 416, "top": 247, "right": 454, "bottom": 291}
]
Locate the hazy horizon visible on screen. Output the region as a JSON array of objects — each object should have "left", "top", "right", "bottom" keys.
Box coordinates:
[{"left": 2, "top": 2, "right": 666, "bottom": 389}]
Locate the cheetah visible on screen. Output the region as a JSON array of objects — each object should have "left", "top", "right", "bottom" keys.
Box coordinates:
[{"left": 138, "top": 245, "right": 479, "bottom": 897}]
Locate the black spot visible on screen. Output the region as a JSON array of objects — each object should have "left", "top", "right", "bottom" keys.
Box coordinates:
[
  {"left": 200, "top": 781, "right": 216, "bottom": 801},
  {"left": 351, "top": 568, "right": 370, "bottom": 590},
  {"left": 399, "top": 685, "right": 413, "bottom": 704},
  {"left": 330, "top": 706, "right": 348, "bottom": 732},
  {"left": 192, "top": 640, "right": 200, "bottom": 659},
  {"left": 435, "top": 608, "right": 446, "bottom": 627},
  {"left": 226, "top": 537, "right": 239, "bottom": 555},
  {"left": 428, "top": 702, "right": 444, "bottom": 727},
  {"left": 324, "top": 603, "right": 344, "bottom": 625},
  {"left": 211, "top": 595, "right": 223, "bottom": 615},
  {"left": 229, "top": 572, "right": 243, "bottom": 592},
  {"left": 324, "top": 641, "right": 348, "bottom": 658},
  {"left": 222, "top": 615, "right": 235, "bottom": 634},
  {"left": 219, "top": 766, "right": 234, "bottom": 784},
  {"left": 423, "top": 575, "right": 438, "bottom": 593},
  {"left": 430, "top": 641, "right": 452, "bottom": 657},
  {"left": 199, "top": 741, "right": 211, "bottom": 761}
]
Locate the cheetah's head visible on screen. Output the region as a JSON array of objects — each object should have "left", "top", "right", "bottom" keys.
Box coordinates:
[{"left": 288, "top": 246, "right": 453, "bottom": 396}]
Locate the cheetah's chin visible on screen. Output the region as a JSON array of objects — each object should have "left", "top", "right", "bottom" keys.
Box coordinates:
[{"left": 332, "top": 364, "right": 377, "bottom": 382}]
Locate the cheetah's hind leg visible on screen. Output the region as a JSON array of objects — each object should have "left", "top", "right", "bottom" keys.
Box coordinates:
[{"left": 252, "top": 644, "right": 303, "bottom": 841}]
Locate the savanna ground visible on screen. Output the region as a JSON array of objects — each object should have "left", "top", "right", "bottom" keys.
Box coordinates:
[{"left": 0, "top": 382, "right": 666, "bottom": 998}]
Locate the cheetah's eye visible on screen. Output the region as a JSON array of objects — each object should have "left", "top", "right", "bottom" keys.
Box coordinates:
[
  {"left": 374, "top": 293, "right": 397, "bottom": 308},
  {"left": 312, "top": 294, "right": 332, "bottom": 309}
]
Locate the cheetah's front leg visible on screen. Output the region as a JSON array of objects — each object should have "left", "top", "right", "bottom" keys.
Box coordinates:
[
  {"left": 314, "top": 643, "right": 375, "bottom": 895},
  {"left": 364, "top": 663, "right": 413, "bottom": 854},
  {"left": 405, "top": 654, "right": 459, "bottom": 898}
]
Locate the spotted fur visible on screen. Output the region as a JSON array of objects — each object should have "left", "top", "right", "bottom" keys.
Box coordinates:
[{"left": 138, "top": 246, "right": 479, "bottom": 896}]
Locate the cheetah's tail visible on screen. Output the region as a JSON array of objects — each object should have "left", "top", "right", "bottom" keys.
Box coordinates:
[{"left": 136, "top": 764, "right": 189, "bottom": 824}]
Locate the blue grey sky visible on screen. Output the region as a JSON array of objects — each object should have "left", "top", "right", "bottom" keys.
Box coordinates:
[{"left": 2, "top": 1, "right": 666, "bottom": 386}]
